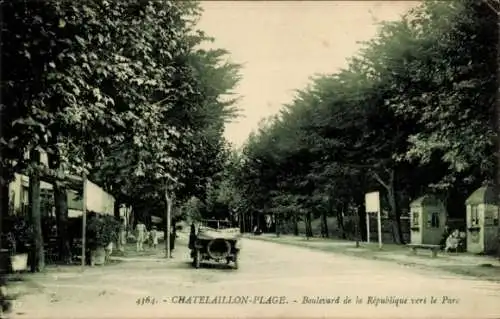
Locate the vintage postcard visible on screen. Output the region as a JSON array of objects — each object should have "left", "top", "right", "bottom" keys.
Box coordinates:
[{"left": 1, "top": 0, "right": 500, "bottom": 318}]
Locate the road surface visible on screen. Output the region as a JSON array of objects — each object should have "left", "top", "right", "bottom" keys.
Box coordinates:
[{"left": 10, "top": 237, "right": 500, "bottom": 318}]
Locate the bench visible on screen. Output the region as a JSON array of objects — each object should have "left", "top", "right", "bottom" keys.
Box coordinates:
[{"left": 407, "top": 244, "right": 441, "bottom": 258}]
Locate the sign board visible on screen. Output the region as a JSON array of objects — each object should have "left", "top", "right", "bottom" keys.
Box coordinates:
[
  {"left": 365, "top": 191, "right": 382, "bottom": 249},
  {"left": 365, "top": 191, "right": 380, "bottom": 213}
]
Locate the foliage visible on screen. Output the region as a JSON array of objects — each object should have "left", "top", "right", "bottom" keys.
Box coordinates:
[
  {"left": 178, "top": 196, "right": 203, "bottom": 223},
  {"left": 1, "top": 0, "right": 241, "bottom": 267},
  {"left": 231, "top": 0, "right": 496, "bottom": 242},
  {"left": 86, "top": 214, "right": 120, "bottom": 248}
]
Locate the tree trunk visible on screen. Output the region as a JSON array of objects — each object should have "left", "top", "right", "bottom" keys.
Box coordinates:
[
  {"left": 0, "top": 179, "right": 9, "bottom": 248},
  {"left": 125, "top": 206, "right": 131, "bottom": 237},
  {"left": 241, "top": 211, "right": 245, "bottom": 233},
  {"left": 336, "top": 203, "right": 346, "bottom": 239},
  {"left": 275, "top": 213, "right": 280, "bottom": 237},
  {"left": 372, "top": 169, "right": 404, "bottom": 245},
  {"left": 165, "top": 194, "right": 172, "bottom": 258},
  {"left": 114, "top": 200, "right": 120, "bottom": 220},
  {"left": 305, "top": 211, "right": 313, "bottom": 239},
  {"left": 321, "top": 210, "right": 329, "bottom": 238},
  {"left": 387, "top": 173, "right": 404, "bottom": 244},
  {"left": 355, "top": 204, "right": 362, "bottom": 247},
  {"left": 293, "top": 213, "right": 299, "bottom": 236},
  {"left": 48, "top": 153, "right": 71, "bottom": 264},
  {"left": 29, "top": 150, "right": 44, "bottom": 272},
  {"left": 256, "top": 211, "right": 261, "bottom": 230},
  {"left": 129, "top": 207, "right": 135, "bottom": 232},
  {"left": 53, "top": 185, "right": 70, "bottom": 264},
  {"left": 388, "top": 187, "right": 405, "bottom": 244}
]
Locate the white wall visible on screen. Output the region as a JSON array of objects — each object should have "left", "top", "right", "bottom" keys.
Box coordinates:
[
  {"left": 8, "top": 173, "right": 115, "bottom": 217},
  {"left": 84, "top": 180, "right": 115, "bottom": 215}
]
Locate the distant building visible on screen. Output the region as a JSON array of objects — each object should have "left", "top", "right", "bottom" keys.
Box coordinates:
[
  {"left": 8, "top": 173, "right": 86, "bottom": 218},
  {"left": 8, "top": 149, "right": 115, "bottom": 218}
]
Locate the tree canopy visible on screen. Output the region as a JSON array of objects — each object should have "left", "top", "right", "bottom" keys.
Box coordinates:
[
  {"left": 1, "top": 0, "right": 242, "bottom": 267},
  {"left": 224, "top": 0, "right": 496, "bottom": 242}
]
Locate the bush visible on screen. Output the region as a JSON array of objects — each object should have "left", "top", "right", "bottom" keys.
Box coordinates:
[
  {"left": 1, "top": 217, "right": 32, "bottom": 254},
  {"left": 86, "top": 214, "right": 120, "bottom": 248}
]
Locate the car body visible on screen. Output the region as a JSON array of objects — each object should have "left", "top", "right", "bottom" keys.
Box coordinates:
[{"left": 190, "top": 220, "right": 241, "bottom": 269}]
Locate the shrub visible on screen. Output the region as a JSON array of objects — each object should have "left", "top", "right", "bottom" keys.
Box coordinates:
[{"left": 86, "top": 214, "right": 120, "bottom": 248}]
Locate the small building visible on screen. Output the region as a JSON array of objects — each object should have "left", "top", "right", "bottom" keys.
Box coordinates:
[
  {"left": 465, "top": 185, "right": 499, "bottom": 254},
  {"left": 8, "top": 173, "right": 116, "bottom": 219},
  {"left": 409, "top": 195, "right": 447, "bottom": 245}
]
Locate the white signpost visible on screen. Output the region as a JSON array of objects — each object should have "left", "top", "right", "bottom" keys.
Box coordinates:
[{"left": 365, "top": 191, "right": 382, "bottom": 249}]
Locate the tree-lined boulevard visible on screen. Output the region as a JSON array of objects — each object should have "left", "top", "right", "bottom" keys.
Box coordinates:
[
  {"left": 8, "top": 236, "right": 500, "bottom": 318},
  {"left": 1, "top": 0, "right": 500, "bottom": 318}
]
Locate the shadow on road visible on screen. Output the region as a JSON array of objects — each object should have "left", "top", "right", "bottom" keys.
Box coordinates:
[{"left": 179, "top": 261, "right": 237, "bottom": 271}]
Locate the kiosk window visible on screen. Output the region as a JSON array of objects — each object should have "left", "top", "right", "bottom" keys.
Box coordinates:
[
  {"left": 471, "top": 206, "right": 479, "bottom": 226},
  {"left": 430, "top": 212, "right": 440, "bottom": 228},
  {"left": 412, "top": 211, "right": 419, "bottom": 227}
]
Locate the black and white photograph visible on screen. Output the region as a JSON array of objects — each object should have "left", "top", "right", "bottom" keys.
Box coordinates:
[{"left": 1, "top": 0, "right": 500, "bottom": 318}]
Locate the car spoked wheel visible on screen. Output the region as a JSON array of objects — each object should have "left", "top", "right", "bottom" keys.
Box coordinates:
[{"left": 207, "top": 239, "right": 231, "bottom": 260}]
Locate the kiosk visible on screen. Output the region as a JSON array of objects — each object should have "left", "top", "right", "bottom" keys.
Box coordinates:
[
  {"left": 465, "top": 185, "right": 499, "bottom": 254},
  {"left": 409, "top": 195, "right": 447, "bottom": 245}
]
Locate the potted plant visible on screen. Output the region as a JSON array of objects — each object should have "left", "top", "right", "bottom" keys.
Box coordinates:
[
  {"left": 86, "top": 213, "right": 120, "bottom": 266},
  {"left": 9, "top": 218, "right": 31, "bottom": 272}
]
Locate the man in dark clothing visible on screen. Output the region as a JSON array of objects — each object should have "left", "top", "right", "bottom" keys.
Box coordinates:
[
  {"left": 188, "top": 223, "right": 196, "bottom": 250},
  {"left": 188, "top": 223, "right": 197, "bottom": 258}
]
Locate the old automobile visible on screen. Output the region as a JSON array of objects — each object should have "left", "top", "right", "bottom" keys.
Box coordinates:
[{"left": 189, "top": 219, "right": 241, "bottom": 269}]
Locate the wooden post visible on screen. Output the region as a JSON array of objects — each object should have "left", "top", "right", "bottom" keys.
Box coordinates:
[
  {"left": 355, "top": 207, "right": 360, "bottom": 248},
  {"left": 81, "top": 175, "right": 87, "bottom": 269},
  {"left": 165, "top": 188, "right": 171, "bottom": 259},
  {"left": 366, "top": 213, "right": 370, "bottom": 243},
  {"left": 377, "top": 210, "right": 383, "bottom": 250}
]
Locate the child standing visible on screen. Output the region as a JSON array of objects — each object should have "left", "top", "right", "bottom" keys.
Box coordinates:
[{"left": 150, "top": 226, "right": 158, "bottom": 250}]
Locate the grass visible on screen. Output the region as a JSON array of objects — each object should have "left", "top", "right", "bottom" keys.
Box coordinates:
[{"left": 250, "top": 234, "right": 500, "bottom": 282}]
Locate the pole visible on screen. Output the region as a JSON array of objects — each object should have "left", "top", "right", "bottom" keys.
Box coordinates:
[
  {"left": 377, "top": 210, "right": 382, "bottom": 250},
  {"left": 366, "top": 213, "right": 370, "bottom": 243},
  {"left": 165, "top": 189, "right": 171, "bottom": 259},
  {"left": 355, "top": 208, "right": 360, "bottom": 248},
  {"left": 81, "top": 175, "right": 87, "bottom": 269}
]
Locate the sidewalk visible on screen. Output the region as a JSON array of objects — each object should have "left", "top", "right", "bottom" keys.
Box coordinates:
[
  {"left": 5, "top": 235, "right": 193, "bottom": 304},
  {"left": 247, "top": 233, "right": 500, "bottom": 281}
]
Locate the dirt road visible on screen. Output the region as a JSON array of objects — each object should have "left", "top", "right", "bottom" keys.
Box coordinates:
[{"left": 10, "top": 237, "right": 500, "bottom": 318}]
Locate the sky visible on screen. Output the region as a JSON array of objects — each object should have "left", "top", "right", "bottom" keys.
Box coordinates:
[{"left": 197, "top": 1, "right": 420, "bottom": 148}]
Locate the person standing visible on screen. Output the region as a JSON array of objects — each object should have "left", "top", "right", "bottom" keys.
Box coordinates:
[
  {"left": 135, "top": 222, "right": 146, "bottom": 252},
  {"left": 118, "top": 218, "right": 126, "bottom": 253},
  {"left": 150, "top": 226, "right": 158, "bottom": 250},
  {"left": 188, "top": 223, "right": 196, "bottom": 250}
]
